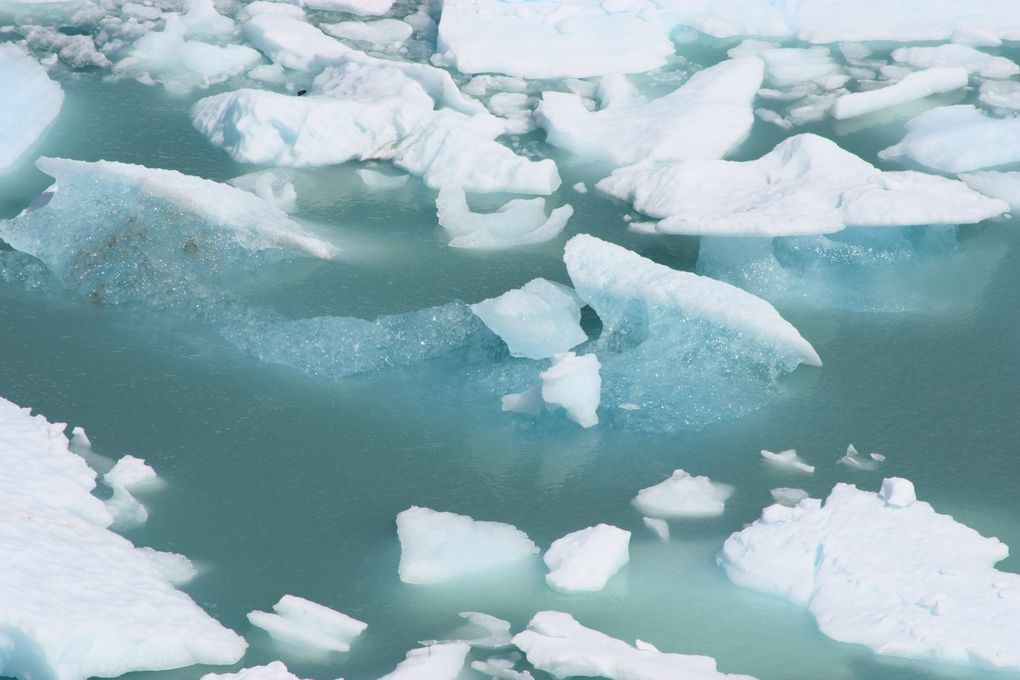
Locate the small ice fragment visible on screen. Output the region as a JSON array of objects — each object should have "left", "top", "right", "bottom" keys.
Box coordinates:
[
  {"left": 879, "top": 477, "right": 916, "bottom": 507},
  {"left": 761, "top": 449, "right": 815, "bottom": 474},
  {"left": 437, "top": 187, "right": 573, "bottom": 249},
  {"left": 619, "top": 403, "right": 640, "bottom": 411},
  {"left": 470, "top": 657, "right": 534, "bottom": 680},
  {"left": 538, "top": 352, "right": 601, "bottom": 428},
  {"left": 356, "top": 167, "right": 409, "bottom": 190},
  {"left": 642, "top": 517, "right": 669, "bottom": 542},
  {"left": 106, "top": 455, "right": 160, "bottom": 491},
  {"left": 544, "top": 524, "right": 630, "bottom": 593},
  {"left": 471, "top": 279, "right": 586, "bottom": 360},
  {"left": 572, "top": 182, "right": 587, "bottom": 194},
  {"left": 501, "top": 385, "right": 543, "bottom": 416},
  {"left": 870, "top": 452, "right": 886, "bottom": 462},
  {"left": 770, "top": 488, "right": 809, "bottom": 507},
  {"left": 450, "top": 612, "right": 513, "bottom": 649},
  {"left": 634, "top": 639, "right": 660, "bottom": 653},
  {"left": 104, "top": 484, "right": 149, "bottom": 529},
  {"left": 248, "top": 595, "right": 366, "bottom": 653},
  {"left": 838, "top": 444, "right": 878, "bottom": 470},
  {"left": 632, "top": 470, "right": 733, "bottom": 518}
]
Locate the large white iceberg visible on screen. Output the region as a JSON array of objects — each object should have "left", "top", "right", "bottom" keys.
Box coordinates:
[
  {"left": 632, "top": 470, "right": 734, "bottom": 518},
  {"left": 0, "top": 157, "right": 336, "bottom": 305},
  {"left": 437, "top": 187, "right": 572, "bottom": 249},
  {"left": 879, "top": 105, "right": 1020, "bottom": 173},
  {"left": 513, "top": 611, "right": 757, "bottom": 680},
  {"left": 470, "top": 278, "right": 586, "bottom": 359},
  {"left": 0, "top": 396, "right": 247, "bottom": 680},
  {"left": 537, "top": 58, "right": 763, "bottom": 170},
  {"left": 544, "top": 524, "right": 630, "bottom": 593},
  {"left": 828, "top": 67, "right": 968, "bottom": 120},
  {"left": 601, "top": 134, "right": 1007, "bottom": 237},
  {"left": 0, "top": 43, "right": 63, "bottom": 171},
  {"left": 396, "top": 506, "right": 539, "bottom": 584},
  {"left": 719, "top": 479, "right": 1020, "bottom": 670}
]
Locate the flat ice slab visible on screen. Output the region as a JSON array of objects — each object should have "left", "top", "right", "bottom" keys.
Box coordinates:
[
  {"left": 0, "top": 44, "right": 63, "bottom": 171},
  {"left": 471, "top": 279, "right": 586, "bottom": 359},
  {"left": 829, "top": 67, "right": 968, "bottom": 120},
  {"left": 719, "top": 479, "right": 1020, "bottom": 670},
  {"left": 396, "top": 506, "right": 539, "bottom": 584},
  {"left": 879, "top": 105, "right": 1020, "bottom": 173},
  {"left": 632, "top": 470, "right": 734, "bottom": 518},
  {"left": 544, "top": 524, "right": 630, "bottom": 593},
  {"left": 513, "top": 611, "right": 758, "bottom": 680},
  {"left": 248, "top": 594, "right": 366, "bottom": 653}
]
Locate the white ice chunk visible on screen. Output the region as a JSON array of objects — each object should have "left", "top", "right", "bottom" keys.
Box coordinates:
[
  {"left": 513, "top": 611, "right": 758, "bottom": 680},
  {"left": 248, "top": 595, "right": 365, "bottom": 654},
  {"left": 891, "top": 45, "right": 1019, "bottom": 79},
  {"left": 201, "top": 661, "right": 312, "bottom": 680},
  {"left": 829, "top": 67, "right": 968, "bottom": 120},
  {"left": 538, "top": 58, "right": 763, "bottom": 170},
  {"left": 470, "top": 278, "right": 586, "bottom": 359},
  {"left": 21, "top": 25, "right": 111, "bottom": 68},
  {"left": 105, "top": 454, "right": 160, "bottom": 491},
  {"left": 437, "top": 188, "right": 572, "bottom": 249},
  {"left": 0, "top": 44, "right": 63, "bottom": 171},
  {"left": 322, "top": 19, "right": 411, "bottom": 51},
  {"left": 728, "top": 41, "right": 846, "bottom": 90},
  {"left": 602, "top": 134, "right": 1007, "bottom": 237},
  {"left": 869, "top": 452, "right": 886, "bottom": 462},
  {"left": 137, "top": 547, "right": 199, "bottom": 586},
  {"left": 448, "top": 612, "right": 513, "bottom": 649},
  {"left": 632, "top": 470, "right": 734, "bottom": 519},
  {"left": 356, "top": 167, "right": 409, "bottom": 190},
  {"left": 0, "top": 396, "right": 246, "bottom": 679},
  {"left": 544, "top": 524, "right": 630, "bottom": 593},
  {"left": 229, "top": 169, "right": 298, "bottom": 214},
  {"left": 539, "top": 352, "right": 601, "bottom": 428},
  {"left": 105, "top": 483, "right": 149, "bottom": 529},
  {"left": 879, "top": 105, "right": 1020, "bottom": 173},
  {"left": 719, "top": 479, "right": 1020, "bottom": 669},
  {"left": 760, "top": 448, "right": 815, "bottom": 474},
  {"left": 501, "top": 385, "right": 543, "bottom": 416},
  {"left": 769, "top": 488, "right": 809, "bottom": 507},
  {"left": 979, "top": 80, "right": 1020, "bottom": 112},
  {"left": 302, "top": 0, "right": 393, "bottom": 15},
  {"left": 960, "top": 171, "right": 1020, "bottom": 210},
  {"left": 378, "top": 642, "right": 469, "bottom": 680},
  {"left": 396, "top": 506, "right": 539, "bottom": 584},
  {"left": 471, "top": 657, "right": 534, "bottom": 680},
  {"left": 643, "top": 517, "right": 670, "bottom": 542}
]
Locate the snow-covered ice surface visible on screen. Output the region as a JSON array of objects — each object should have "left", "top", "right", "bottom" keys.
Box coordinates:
[
  {"left": 0, "top": 43, "right": 63, "bottom": 171},
  {"left": 632, "top": 469, "right": 734, "bottom": 518},
  {"left": 543, "top": 523, "right": 630, "bottom": 593},
  {"left": 891, "top": 45, "right": 1019, "bottom": 79},
  {"left": 0, "top": 396, "right": 246, "bottom": 680},
  {"left": 879, "top": 105, "right": 1020, "bottom": 173},
  {"left": 960, "top": 171, "right": 1020, "bottom": 210},
  {"left": 719, "top": 479, "right": 1020, "bottom": 670}
]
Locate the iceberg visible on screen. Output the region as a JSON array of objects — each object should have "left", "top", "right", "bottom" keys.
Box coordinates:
[
  {"left": 436, "top": 187, "right": 572, "bottom": 249},
  {"left": 379, "top": 642, "right": 469, "bottom": 680},
  {"left": 470, "top": 279, "right": 586, "bottom": 360},
  {"left": 248, "top": 594, "right": 366, "bottom": 653},
  {"left": 0, "top": 157, "right": 336, "bottom": 306},
  {"left": 396, "top": 506, "right": 539, "bottom": 585},
  {"left": 0, "top": 44, "right": 63, "bottom": 171},
  {"left": 719, "top": 479, "right": 1020, "bottom": 670},
  {"left": 0, "top": 396, "right": 246, "bottom": 680},
  {"left": 537, "top": 58, "right": 764, "bottom": 170},
  {"left": 544, "top": 524, "right": 630, "bottom": 593},
  {"left": 601, "top": 134, "right": 1006, "bottom": 237},
  {"left": 828, "top": 67, "right": 968, "bottom": 120},
  {"left": 513, "top": 611, "right": 758, "bottom": 680},
  {"left": 960, "top": 171, "right": 1020, "bottom": 210},
  {"left": 879, "top": 105, "right": 1020, "bottom": 173},
  {"left": 201, "top": 662, "right": 313, "bottom": 680},
  {"left": 632, "top": 470, "right": 734, "bottom": 519},
  {"left": 891, "top": 44, "right": 1019, "bottom": 80},
  {"left": 105, "top": 454, "right": 160, "bottom": 490}
]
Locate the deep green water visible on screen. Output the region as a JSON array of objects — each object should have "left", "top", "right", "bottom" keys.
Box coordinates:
[{"left": 0, "top": 51, "right": 1018, "bottom": 680}]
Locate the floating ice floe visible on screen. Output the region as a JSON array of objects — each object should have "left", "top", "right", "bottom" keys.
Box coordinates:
[
  {"left": 0, "top": 396, "right": 246, "bottom": 680},
  {"left": 960, "top": 171, "right": 1020, "bottom": 210},
  {"left": 356, "top": 167, "right": 409, "bottom": 190},
  {"left": 471, "top": 279, "right": 586, "bottom": 360},
  {"left": 769, "top": 488, "right": 809, "bottom": 507},
  {"left": 201, "top": 661, "right": 314, "bottom": 680},
  {"left": 719, "top": 478, "right": 1020, "bottom": 670},
  {"left": 471, "top": 656, "right": 535, "bottom": 680},
  {"left": 503, "top": 351, "right": 602, "bottom": 428},
  {"left": 643, "top": 517, "right": 670, "bottom": 542},
  {"left": 379, "top": 642, "right": 469, "bottom": 680},
  {"left": 600, "top": 134, "right": 1006, "bottom": 237},
  {"left": 891, "top": 44, "right": 1019, "bottom": 79},
  {"left": 538, "top": 58, "right": 763, "bottom": 170},
  {"left": 304, "top": 0, "right": 393, "bottom": 15},
  {"left": 513, "top": 611, "right": 758, "bottom": 680},
  {"left": 444, "top": 612, "right": 513, "bottom": 649},
  {"left": 436, "top": 188, "right": 573, "bottom": 249},
  {"left": 879, "top": 105, "right": 1020, "bottom": 173},
  {"left": 248, "top": 594, "right": 367, "bottom": 654},
  {"left": 978, "top": 80, "right": 1020, "bottom": 112},
  {"left": 0, "top": 157, "right": 337, "bottom": 306},
  {"left": 322, "top": 18, "right": 412, "bottom": 52},
  {"left": 20, "top": 24, "right": 111, "bottom": 68},
  {"left": 632, "top": 470, "right": 734, "bottom": 519},
  {"left": 396, "top": 506, "right": 539, "bottom": 584},
  {"left": 106, "top": 454, "right": 160, "bottom": 490},
  {"left": 728, "top": 40, "right": 847, "bottom": 90},
  {"left": 760, "top": 449, "right": 815, "bottom": 474},
  {"left": 837, "top": 444, "right": 879, "bottom": 470},
  {"left": 544, "top": 524, "right": 630, "bottom": 593},
  {"left": 0, "top": 44, "right": 63, "bottom": 171},
  {"left": 828, "top": 67, "right": 968, "bottom": 120}
]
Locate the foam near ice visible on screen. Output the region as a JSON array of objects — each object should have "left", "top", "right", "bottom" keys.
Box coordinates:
[
  {"left": 470, "top": 278, "right": 586, "bottom": 360},
  {"left": 632, "top": 470, "right": 734, "bottom": 519},
  {"left": 829, "top": 67, "right": 968, "bottom": 120},
  {"left": 201, "top": 662, "right": 312, "bottom": 680},
  {"left": 248, "top": 594, "right": 366, "bottom": 654},
  {"left": 719, "top": 478, "right": 1020, "bottom": 669},
  {"left": 544, "top": 524, "right": 630, "bottom": 593},
  {"left": 437, "top": 187, "right": 572, "bottom": 249},
  {"left": 379, "top": 642, "right": 469, "bottom": 680},
  {"left": 0, "top": 157, "right": 336, "bottom": 306},
  {"left": 760, "top": 449, "right": 815, "bottom": 473},
  {"left": 601, "top": 134, "right": 1005, "bottom": 237},
  {"left": 538, "top": 59, "right": 762, "bottom": 171},
  {"left": 879, "top": 105, "right": 1020, "bottom": 173},
  {"left": 0, "top": 43, "right": 63, "bottom": 171},
  {"left": 891, "top": 45, "right": 1019, "bottom": 79},
  {"left": 0, "top": 396, "right": 246, "bottom": 680},
  {"left": 396, "top": 506, "right": 539, "bottom": 585},
  {"left": 960, "top": 171, "right": 1020, "bottom": 210},
  {"left": 513, "top": 611, "right": 758, "bottom": 680}
]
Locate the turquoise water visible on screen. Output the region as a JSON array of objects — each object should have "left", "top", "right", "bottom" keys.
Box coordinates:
[{"left": 1, "top": 45, "right": 1019, "bottom": 680}]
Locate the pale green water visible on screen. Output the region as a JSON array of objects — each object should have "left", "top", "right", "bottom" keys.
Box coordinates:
[{"left": 0, "top": 45, "right": 1019, "bottom": 680}]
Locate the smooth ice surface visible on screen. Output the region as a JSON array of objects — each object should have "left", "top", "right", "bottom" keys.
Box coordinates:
[
  {"left": 538, "top": 59, "right": 763, "bottom": 170},
  {"left": 437, "top": 188, "right": 572, "bottom": 249},
  {"left": 829, "top": 67, "right": 968, "bottom": 120},
  {"left": 543, "top": 524, "right": 630, "bottom": 593},
  {"left": 0, "top": 44, "right": 63, "bottom": 171},
  {"left": 728, "top": 41, "right": 846, "bottom": 90},
  {"left": 632, "top": 469, "right": 734, "bottom": 519},
  {"left": 719, "top": 479, "right": 1020, "bottom": 669},
  {"left": 760, "top": 449, "right": 814, "bottom": 474},
  {"left": 513, "top": 611, "right": 758, "bottom": 680},
  {"left": 396, "top": 507, "right": 539, "bottom": 585},
  {"left": 248, "top": 595, "right": 366, "bottom": 654},
  {"left": 201, "top": 662, "right": 313, "bottom": 680},
  {"left": 891, "top": 45, "right": 1019, "bottom": 79},
  {"left": 879, "top": 105, "right": 1020, "bottom": 173},
  {"left": 105, "top": 454, "right": 159, "bottom": 490},
  {"left": 470, "top": 278, "right": 586, "bottom": 360},
  {"left": 603, "top": 134, "right": 1005, "bottom": 236},
  {"left": 960, "top": 171, "right": 1020, "bottom": 209},
  {"left": 377, "top": 642, "right": 468, "bottom": 680},
  {"left": 0, "top": 157, "right": 336, "bottom": 305},
  {"left": 322, "top": 19, "right": 411, "bottom": 52},
  {"left": 979, "top": 80, "right": 1020, "bottom": 112},
  {"left": 538, "top": 352, "right": 602, "bottom": 428},
  {"left": 0, "top": 396, "right": 246, "bottom": 680}
]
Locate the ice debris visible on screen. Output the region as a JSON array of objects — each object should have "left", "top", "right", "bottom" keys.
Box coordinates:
[
  {"left": 436, "top": 187, "right": 573, "bottom": 249},
  {"left": 769, "top": 488, "right": 809, "bottom": 507},
  {"left": 643, "top": 517, "right": 670, "bottom": 542},
  {"left": 837, "top": 444, "right": 878, "bottom": 470},
  {"left": 229, "top": 169, "right": 298, "bottom": 213},
  {"left": 879, "top": 105, "right": 1020, "bottom": 173},
  {"left": 396, "top": 506, "right": 539, "bottom": 585},
  {"left": 632, "top": 470, "right": 734, "bottom": 519},
  {"left": 719, "top": 479, "right": 1020, "bottom": 669},
  {"left": 378, "top": 642, "right": 469, "bottom": 680},
  {"left": 446, "top": 612, "right": 513, "bottom": 649},
  {"left": 471, "top": 279, "right": 586, "bottom": 359},
  {"left": 248, "top": 594, "right": 366, "bottom": 654},
  {"left": 201, "top": 662, "right": 314, "bottom": 680},
  {"left": 891, "top": 45, "right": 1019, "bottom": 80},
  {"left": 471, "top": 656, "right": 534, "bottom": 680},
  {"left": 760, "top": 449, "right": 815, "bottom": 474},
  {"left": 829, "top": 67, "right": 968, "bottom": 120},
  {"left": 544, "top": 524, "right": 630, "bottom": 593},
  {"left": 0, "top": 43, "right": 63, "bottom": 171}
]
